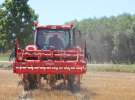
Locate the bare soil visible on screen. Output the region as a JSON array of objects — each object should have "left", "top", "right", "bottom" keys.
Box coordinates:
[{"left": 0, "top": 69, "right": 135, "bottom": 100}]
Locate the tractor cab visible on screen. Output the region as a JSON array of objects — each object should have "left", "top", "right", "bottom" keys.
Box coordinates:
[
  {"left": 35, "top": 25, "right": 80, "bottom": 51},
  {"left": 36, "top": 26, "right": 70, "bottom": 50}
]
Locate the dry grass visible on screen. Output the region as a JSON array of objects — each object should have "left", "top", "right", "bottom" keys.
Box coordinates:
[
  {"left": 0, "top": 70, "right": 82, "bottom": 100},
  {"left": 0, "top": 70, "right": 22, "bottom": 100},
  {"left": 83, "top": 71, "right": 135, "bottom": 100},
  {"left": 32, "top": 90, "right": 77, "bottom": 100},
  {"left": 0, "top": 68, "right": 135, "bottom": 100}
]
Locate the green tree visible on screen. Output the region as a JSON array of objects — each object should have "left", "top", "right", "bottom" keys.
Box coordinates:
[
  {"left": 0, "top": 0, "right": 38, "bottom": 50},
  {"left": 68, "top": 13, "right": 135, "bottom": 63},
  {"left": 0, "top": 4, "right": 8, "bottom": 51}
]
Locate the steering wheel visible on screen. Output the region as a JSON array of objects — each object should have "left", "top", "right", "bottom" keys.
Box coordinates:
[{"left": 43, "top": 44, "right": 55, "bottom": 50}]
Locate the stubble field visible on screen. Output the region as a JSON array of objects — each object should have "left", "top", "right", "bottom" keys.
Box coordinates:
[{"left": 0, "top": 67, "right": 135, "bottom": 100}]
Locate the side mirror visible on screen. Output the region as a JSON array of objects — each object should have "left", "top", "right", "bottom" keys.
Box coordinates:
[
  {"left": 75, "top": 30, "right": 82, "bottom": 37},
  {"left": 84, "top": 40, "right": 91, "bottom": 63},
  {"left": 78, "top": 30, "right": 82, "bottom": 37}
]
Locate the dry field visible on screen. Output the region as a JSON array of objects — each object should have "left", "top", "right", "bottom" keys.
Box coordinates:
[{"left": 0, "top": 69, "right": 135, "bottom": 100}]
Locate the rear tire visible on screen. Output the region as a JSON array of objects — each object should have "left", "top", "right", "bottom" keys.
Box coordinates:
[
  {"left": 67, "top": 75, "right": 81, "bottom": 92},
  {"left": 23, "top": 74, "right": 38, "bottom": 91},
  {"left": 48, "top": 75, "right": 57, "bottom": 89},
  {"left": 67, "top": 75, "right": 75, "bottom": 91}
]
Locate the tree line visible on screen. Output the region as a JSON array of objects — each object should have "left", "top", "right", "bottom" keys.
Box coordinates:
[{"left": 74, "top": 14, "right": 135, "bottom": 63}]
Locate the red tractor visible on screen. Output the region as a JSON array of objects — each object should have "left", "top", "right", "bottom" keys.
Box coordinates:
[{"left": 12, "top": 23, "right": 87, "bottom": 91}]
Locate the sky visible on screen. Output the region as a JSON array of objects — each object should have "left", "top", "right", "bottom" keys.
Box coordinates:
[{"left": 0, "top": 0, "right": 135, "bottom": 25}]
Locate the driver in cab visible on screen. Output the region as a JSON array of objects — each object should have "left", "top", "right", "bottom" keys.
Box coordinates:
[{"left": 49, "top": 34, "right": 64, "bottom": 50}]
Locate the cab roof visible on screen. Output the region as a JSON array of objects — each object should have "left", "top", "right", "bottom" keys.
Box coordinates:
[{"left": 36, "top": 24, "right": 74, "bottom": 30}]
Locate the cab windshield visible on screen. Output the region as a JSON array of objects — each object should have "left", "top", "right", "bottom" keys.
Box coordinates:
[{"left": 36, "top": 29, "right": 70, "bottom": 50}]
